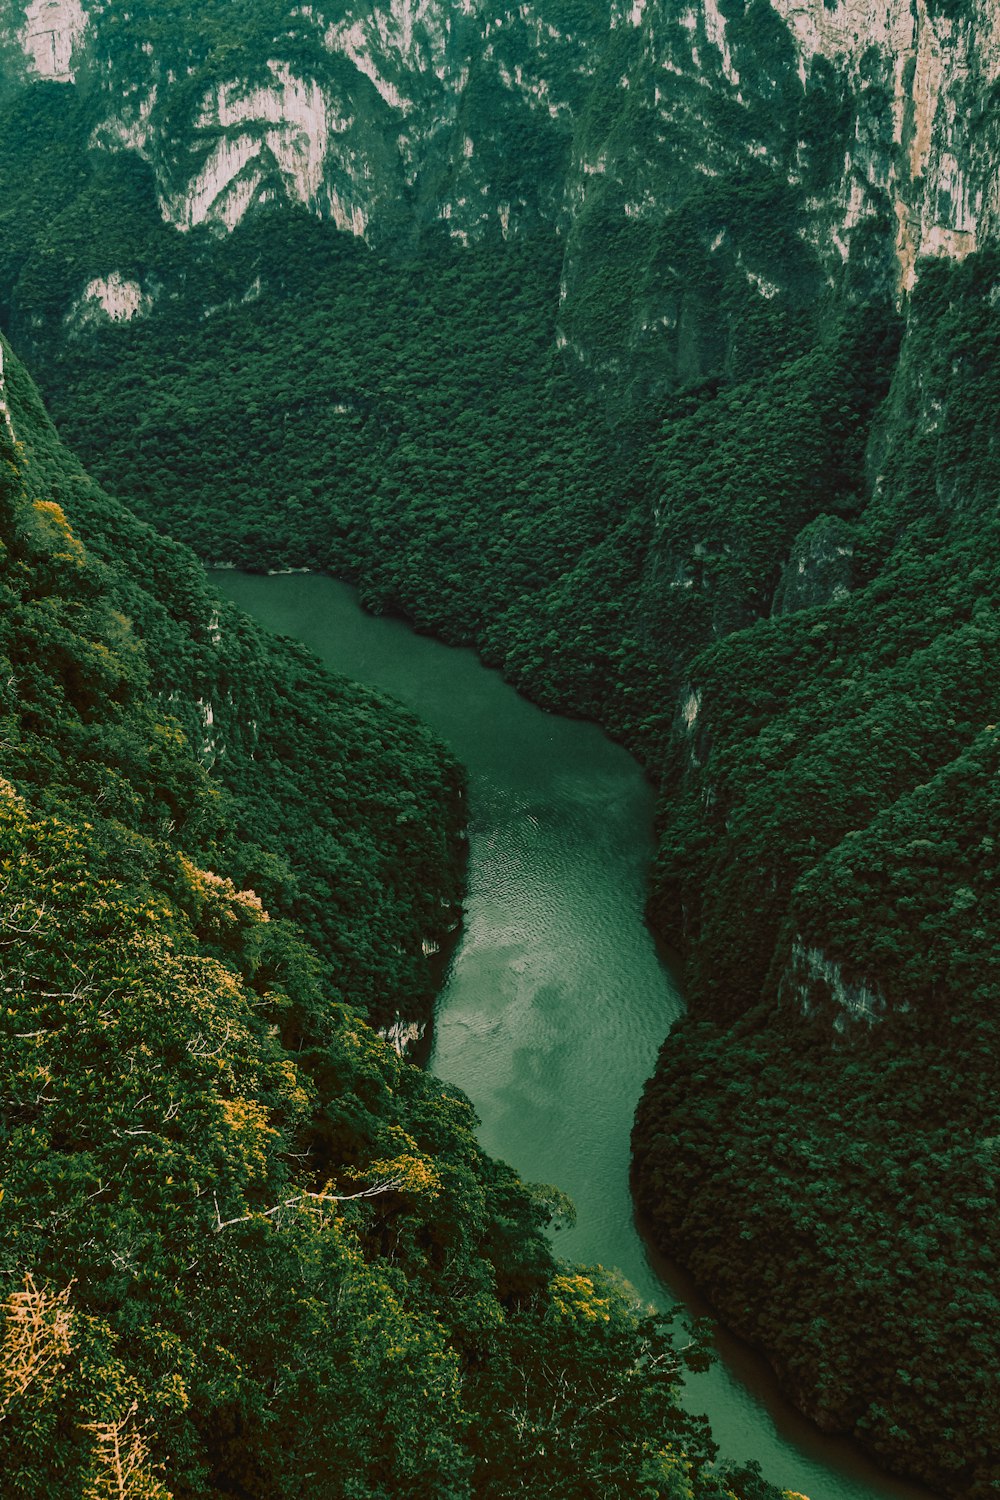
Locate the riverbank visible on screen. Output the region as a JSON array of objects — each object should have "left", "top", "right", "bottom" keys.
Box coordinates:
[{"left": 210, "top": 568, "right": 934, "bottom": 1500}]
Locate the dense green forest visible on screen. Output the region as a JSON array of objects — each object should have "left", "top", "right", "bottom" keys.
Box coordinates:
[
  {"left": 0, "top": 339, "right": 793, "bottom": 1498},
  {"left": 14, "top": 207, "right": 999, "bottom": 1493},
  {"left": 2, "top": 336, "right": 467, "bottom": 1037},
  {"left": 0, "top": 0, "right": 998, "bottom": 1491}
]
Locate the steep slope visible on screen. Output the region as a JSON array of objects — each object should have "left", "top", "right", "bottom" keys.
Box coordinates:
[
  {"left": 0, "top": 340, "right": 791, "bottom": 1500},
  {"left": 0, "top": 335, "right": 464, "bottom": 1039},
  {"left": 2, "top": 0, "right": 999, "bottom": 406},
  {"left": 632, "top": 250, "right": 1000, "bottom": 1494},
  {"left": 0, "top": 0, "right": 998, "bottom": 1492}
]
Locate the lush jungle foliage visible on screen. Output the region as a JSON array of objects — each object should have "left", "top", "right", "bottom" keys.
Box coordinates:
[
  {"left": 0, "top": 17, "right": 997, "bottom": 1492},
  {"left": 2, "top": 337, "right": 466, "bottom": 1036},
  {"left": 633, "top": 255, "right": 1000, "bottom": 1497},
  {"left": 17, "top": 214, "right": 999, "bottom": 1493},
  {"left": 0, "top": 343, "right": 793, "bottom": 1499}
]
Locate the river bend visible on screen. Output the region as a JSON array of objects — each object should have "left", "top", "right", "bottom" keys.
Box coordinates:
[{"left": 213, "top": 571, "right": 930, "bottom": 1500}]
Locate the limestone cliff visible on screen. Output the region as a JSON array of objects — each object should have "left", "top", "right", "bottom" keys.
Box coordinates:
[
  {"left": 2, "top": 5, "right": 998, "bottom": 1489},
  {"left": 3, "top": 0, "right": 999, "bottom": 386},
  {"left": 771, "top": 0, "right": 1000, "bottom": 290}
]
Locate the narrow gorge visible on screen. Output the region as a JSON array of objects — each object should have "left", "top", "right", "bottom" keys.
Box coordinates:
[{"left": 0, "top": 0, "right": 997, "bottom": 1495}]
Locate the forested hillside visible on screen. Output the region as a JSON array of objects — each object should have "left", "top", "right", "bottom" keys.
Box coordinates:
[
  {"left": 20, "top": 201, "right": 997, "bottom": 1500},
  {"left": 17, "top": 207, "right": 998, "bottom": 1498},
  {"left": 0, "top": 0, "right": 998, "bottom": 1492},
  {"left": 0, "top": 340, "right": 792, "bottom": 1498},
  {"left": 1, "top": 337, "right": 466, "bottom": 1039}
]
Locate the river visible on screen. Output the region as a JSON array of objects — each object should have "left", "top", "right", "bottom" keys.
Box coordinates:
[{"left": 212, "top": 570, "right": 932, "bottom": 1500}]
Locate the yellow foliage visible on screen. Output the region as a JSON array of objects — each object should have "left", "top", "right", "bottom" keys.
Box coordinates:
[
  {"left": 0, "top": 1273, "right": 74, "bottom": 1412},
  {"left": 32, "top": 499, "right": 86, "bottom": 562},
  {"left": 219, "top": 1098, "right": 278, "bottom": 1181},
  {"left": 275, "top": 1056, "right": 312, "bottom": 1117},
  {"left": 178, "top": 855, "right": 268, "bottom": 927},
  {"left": 548, "top": 1273, "right": 614, "bottom": 1325},
  {"left": 642, "top": 1443, "right": 696, "bottom": 1500},
  {"left": 376, "top": 1152, "right": 441, "bottom": 1198}
]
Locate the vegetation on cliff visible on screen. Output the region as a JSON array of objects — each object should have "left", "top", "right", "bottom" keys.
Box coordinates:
[
  {"left": 0, "top": 343, "right": 792, "bottom": 1498},
  {"left": 17, "top": 219, "right": 999, "bottom": 1492},
  {"left": 0, "top": 0, "right": 997, "bottom": 1488}
]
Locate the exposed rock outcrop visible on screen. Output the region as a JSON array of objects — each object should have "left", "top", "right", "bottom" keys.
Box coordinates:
[
  {"left": 771, "top": 515, "right": 855, "bottom": 615},
  {"left": 3, "top": 0, "right": 999, "bottom": 405}
]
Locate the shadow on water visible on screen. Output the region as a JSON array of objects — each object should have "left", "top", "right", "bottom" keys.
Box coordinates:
[
  {"left": 210, "top": 569, "right": 940, "bottom": 1500},
  {"left": 630, "top": 922, "right": 935, "bottom": 1494},
  {"left": 632, "top": 1209, "right": 939, "bottom": 1500}
]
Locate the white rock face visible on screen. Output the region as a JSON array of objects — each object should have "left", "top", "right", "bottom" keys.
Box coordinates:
[
  {"left": 325, "top": 5, "right": 427, "bottom": 111},
  {"left": 701, "top": 0, "right": 738, "bottom": 88},
  {"left": 20, "top": 0, "right": 86, "bottom": 82},
  {"left": 770, "top": 0, "right": 1000, "bottom": 288},
  {"left": 561, "top": 0, "right": 1000, "bottom": 387},
  {"left": 195, "top": 696, "right": 219, "bottom": 765},
  {"left": 161, "top": 61, "right": 364, "bottom": 233},
  {"left": 69, "top": 273, "right": 153, "bottom": 326},
  {"left": 785, "top": 938, "right": 886, "bottom": 1028},
  {"left": 0, "top": 344, "right": 14, "bottom": 438},
  {"left": 769, "top": 0, "right": 914, "bottom": 77},
  {"left": 334, "top": 32, "right": 406, "bottom": 110},
  {"left": 7, "top": 0, "right": 999, "bottom": 292},
  {"left": 744, "top": 266, "right": 781, "bottom": 300},
  {"left": 142, "top": 0, "right": 491, "bottom": 238},
  {"left": 91, "top": 84, "right": 159, "bottom": 156},
  {"left": 377, "top": 1014, "right": 425, "bottom": 1056},
  {"left": 327, "top": 0, "right": 451, "bottom": 83},
  {"left": 681, "top": 688, "right": 700, "bottom": 729}
]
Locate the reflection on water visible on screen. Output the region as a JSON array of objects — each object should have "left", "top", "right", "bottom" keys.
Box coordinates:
[{"left": 212, "top": 571, "right": 934, "bottom": 1500}]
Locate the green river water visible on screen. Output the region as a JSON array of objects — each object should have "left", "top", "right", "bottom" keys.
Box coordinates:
[{"left": 213, "top": 570, "right": 933, "bottom": 1500}]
